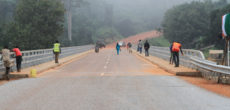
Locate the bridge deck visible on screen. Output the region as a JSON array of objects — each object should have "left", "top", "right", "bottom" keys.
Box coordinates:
[{"left": 0, "top": 49, "right": 229, "bottom": 110}]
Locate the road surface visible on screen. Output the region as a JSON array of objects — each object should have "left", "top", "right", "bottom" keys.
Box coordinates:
[{"left": 0, "top": 49, "right": 230, "bottom": 110}]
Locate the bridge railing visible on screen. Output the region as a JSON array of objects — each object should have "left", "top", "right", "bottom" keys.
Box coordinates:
[
  {"left": 134, "top": 45, "right": 230, "bottom": 84},
  {"left": 0, "top": 45, "right": 93, "bottom": 72}
]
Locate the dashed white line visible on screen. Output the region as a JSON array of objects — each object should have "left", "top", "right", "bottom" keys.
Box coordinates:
[{"left": 101, "top": 73, "right": 105, "bottom": 76}]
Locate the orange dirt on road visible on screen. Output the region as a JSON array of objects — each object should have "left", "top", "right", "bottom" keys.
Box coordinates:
[
  {"left": 107, "top": 30, "right": 162, "bottom": 48},
  {"left": 181, "top": 76, "right": 230, "bottom": 98}
]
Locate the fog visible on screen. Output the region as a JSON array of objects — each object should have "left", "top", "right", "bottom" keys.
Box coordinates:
[
  {"left": 68, "top": 0, "right": 201, "bottom": 44},
  {"left": 104, "top": 0, "right": 198, "bottom": 29}
]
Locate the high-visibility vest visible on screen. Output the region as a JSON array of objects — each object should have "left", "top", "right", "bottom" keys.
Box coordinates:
[
  {"left": 53, "top": 43, "right": 60, "bottom": 52},
  {"left": 172, "top": 42, "right": 181, "bottom": 52}
]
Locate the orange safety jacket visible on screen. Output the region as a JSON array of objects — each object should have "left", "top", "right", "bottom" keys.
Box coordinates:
[{"left": 172, "top": 42, "right": 181, "bottom": 52}]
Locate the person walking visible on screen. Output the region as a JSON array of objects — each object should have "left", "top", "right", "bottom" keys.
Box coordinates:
[
  {"left": 12, "top": 46, "right": 22, "bottom": 72},
  {"left": 169, "top": 44, "right": 174, "bottom": 64},
  {"left": 172, "top": 42, "right": 183, "bottom": 67},
  {"left": 116, "top": 43, "right": 121, "bottom": 55},
  {"left": 127, "top": 42, "right": 132, "bottom": 53},
  {"left": 138, "top": 40, "right": 143, "bottom": 54},
  {"left": 53, "top": 40, "right": 61, "bottom": 64},
  {"left": 144, "top": 40, "right": 150, "bottom": 56},
  {"left": 1, "top": 45, "right": 12, "bottom": 80}
]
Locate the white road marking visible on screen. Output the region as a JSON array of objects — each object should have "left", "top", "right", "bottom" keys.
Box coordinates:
[
  {"left": 100, "top": 73, "right": 105, "bottom": 76},
  {"left": 104, "top": 56, "right": 110, "bottom": 69}
]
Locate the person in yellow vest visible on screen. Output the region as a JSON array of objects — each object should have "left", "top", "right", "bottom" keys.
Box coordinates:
[
  {"left": 53, "top": 40, "right": 61, "bottom": 64},
  {"left": 172, "top": 41, "right": 183, "bottom": 67}
]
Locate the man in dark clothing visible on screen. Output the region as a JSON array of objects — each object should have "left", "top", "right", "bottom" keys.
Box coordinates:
[
  {"left": 172, "top": 42, "right": 183, "bottom": 67},
  {"left": 13, "top": 46, "right": 22, "bottom": 72},
  {"left": 144, "top": 40, "right": 150, "bottom": 56}
]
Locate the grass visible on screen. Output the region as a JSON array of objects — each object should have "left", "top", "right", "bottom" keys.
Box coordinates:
[{"left": 148, "top": 36, "right": 170, "bottom": 47}]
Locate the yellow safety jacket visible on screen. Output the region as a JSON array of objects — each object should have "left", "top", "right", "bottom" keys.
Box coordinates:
[{"left": 53, "top": 43, "right": 60, "bottom": 52}]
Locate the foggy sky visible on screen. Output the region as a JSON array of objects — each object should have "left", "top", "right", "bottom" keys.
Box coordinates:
[{"left": 104, "top": 0, "right": 199, "bottom": 28}]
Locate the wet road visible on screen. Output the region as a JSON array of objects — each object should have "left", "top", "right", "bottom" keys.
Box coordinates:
[{"left": 0, "top": 49, "right": 230, "bottom": 110}]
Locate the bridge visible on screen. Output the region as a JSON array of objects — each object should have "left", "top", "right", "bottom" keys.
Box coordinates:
[{"left": 0, "top": 44, "right": 230, "bottom": 110}]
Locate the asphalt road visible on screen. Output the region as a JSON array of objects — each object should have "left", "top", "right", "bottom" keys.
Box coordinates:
[{"left": 0, "top": 49, "right": 230, "bottom": 110}]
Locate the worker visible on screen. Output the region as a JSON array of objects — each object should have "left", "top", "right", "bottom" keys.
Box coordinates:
[
  {"left": 12, "top": 46, "right": 22, "bottom": 72},
  {"left": 144, "top": 40, "right": 150, "bottom": 56},
  {"left": 53, "top": 40, "right": 61, "bottom": 63},
  {"left": 1, "top": 45, "right": 12, "bottom": 80},
  {"left": 116, "top": 43, "right": 121, "bottom": 55},
  {"left": 172, "top": 42, "right": 183, "bottom": 67},
  {"left": 138, "top": 40, "right": 143, "bottom": 54}
]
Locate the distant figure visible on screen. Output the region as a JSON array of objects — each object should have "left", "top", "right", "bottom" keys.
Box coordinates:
[
  {"left": 169, "top": 44, "right": 173, "bottom": 64},
  {"left": 138, "top": 40, "right": 143, "bottom": 54},
  {"left": 144, "top": 40, "right": 150, "bottom": 56},
  {"left": 53, "top": 40, "right": 61, "bottom": 63},
  {"left": 116, "top": 43, "right": 121, "bottom": 55},
  {"left": 127, "top": 42, "right": 132, "bottom": 53},
  {"left": 95, "top": 45, "right": 99, "bottom": 53},
  {"left": 1, "top": 45, "right": 12, "bottom": 80},
  {"left": 12, "top": 46, "right": 22, "bottom": 72},
  {"left": 172, "top": 42, "right": 183, "bottom": 67}
]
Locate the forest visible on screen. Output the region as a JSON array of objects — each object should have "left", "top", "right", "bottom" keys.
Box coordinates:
[
  {"left": 0, "top": 0, "right": 196, "bottom": 50},
  {"left": 162, "top": 0, "right": 230, "bottom": 49},
  {"left": 1, "top": 0, "right": 230, "bottom": 50}
]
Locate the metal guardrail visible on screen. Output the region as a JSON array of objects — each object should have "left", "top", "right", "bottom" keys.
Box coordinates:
[
  {"left": 134, "top": 45, "right": 230, "bottom": 84},
  {"left": 190, "top": 57, "right": 230, "bottom": 75},
  {"left": 0, "top": 45, "right": 93, "bottom": 72}
]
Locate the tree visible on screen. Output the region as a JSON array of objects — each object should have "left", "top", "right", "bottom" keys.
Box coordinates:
[
  {"left": 0, "top": 0, "right": 16, "bottom": 25},
  {"left": 0, "top": 0, "right": 17, "bottom": 48},
  {"left": 162, "top": 1, "right": 213, "bottom": 49},
  {"left": 206, "top": 4, "right": 230, "bottom": 49},
  {"left": 5, "top": 0, "right": 65, "bottom": 50}
]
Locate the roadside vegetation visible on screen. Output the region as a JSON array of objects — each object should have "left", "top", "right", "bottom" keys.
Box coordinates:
[
  {"left": 0, "top": 0, "right": 198, "bottom": 50},
  {"left": 162, "top": 0, "right": 230, "bottom": 50},
  {"left": 1, "top": 0, "right": 230, "bottom": 51},
  {"left": 148, "top": 36, "right": 170, "bottom": 47}
]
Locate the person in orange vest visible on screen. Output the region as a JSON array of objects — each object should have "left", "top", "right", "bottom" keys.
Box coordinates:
[
  {"left": 172, "top": 41, "right": 183, "bottom": 67},
  {"left": 12, "top": 46, "right": 23, "bottom": 72}
]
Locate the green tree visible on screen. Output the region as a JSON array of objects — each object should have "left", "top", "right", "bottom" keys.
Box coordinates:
[
  {"left": 0, "top": 0, "right": 17, "bottom": 47},
  {"left": 162, "top": 1, "right": 213, "bottom": 49},
  {"left": 206, "top": 4, "right": 230, "bottom": 49},
  {"left": 5, "top": 0, "right": 65, "bottom": 50}
]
